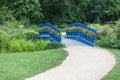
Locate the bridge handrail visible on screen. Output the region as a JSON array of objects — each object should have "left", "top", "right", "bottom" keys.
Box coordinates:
[
  {"left": 67, "top": 22, "right": 97, "bottom": 33},
  {"left": 66, "top": 23, "right": 97, "bottom": 46},
  {"left": 38, "top": 23, "right": 61, "bottom": 42},
  {"left": 39, "top": 23, "right": 61, "bottom": 33}
]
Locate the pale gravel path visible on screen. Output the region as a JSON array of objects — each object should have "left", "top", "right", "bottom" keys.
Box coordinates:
[{"left": 25, "top": 38, "right": 115, "bottom": 80}]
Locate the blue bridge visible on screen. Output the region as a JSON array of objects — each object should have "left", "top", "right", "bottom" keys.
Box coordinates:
[
  {"left": 39, "top": 23, "right": 61, "bottom": 42},
  {"left": 38, "top": 22, "right": 97, "bottom": 46}
]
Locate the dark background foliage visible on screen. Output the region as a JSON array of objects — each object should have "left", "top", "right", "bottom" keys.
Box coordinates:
[{"left": 0, "top": 0, "right": 120, "bottom": 24}]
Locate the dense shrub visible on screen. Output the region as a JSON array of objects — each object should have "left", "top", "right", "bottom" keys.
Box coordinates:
[
  {"left": 115, "top": 20, "right": 120, "bottom": 40},
  {"left": 96, "top": 37, "right": 114, "bottom": 48},
  {"left": 0, "top": 6, "right": 14, "bottom": 24},
  {"left": 17, "top": 39, "right": 26, "bottom": 51},
  {"left": 23, "top": 29, "right": 39, "bottom": 40},
  {"left": 44, "top": 42, "right": 66, "bottom": 50},
  {"left": 9, "top": 40, "right": 22, "bottom": 53},
  {"left": 10, "top": 32, "right": 24, "bottom": 40},
  {"left": 0, "top": 32, "right": 9, "bottom": 53},
  {"left": 35, "top": 40, "right": 48, "bottom": 51},
  {"left": 90, "top": 20, "right": 120, "bottom": 49},
  {"left": 20, "top": 17, "right": 30, "bottom": 28},
  {"left": 113, "top": 40, "right": 120, "bottom": 49},
  {"left": 11, "top": 0, "right": 43, "bottom": 24},
  {"left": 89, "top": 24, "right": 114, "bottom": 39},
  {"left": 24, "top": 41, "right": 36, "bottom": 52},
  {"left": 6, "top": 39, "right": 49, "bottom": 53},
  {"left": 4, "top": 20, "right": 20, "bottom": 29}
]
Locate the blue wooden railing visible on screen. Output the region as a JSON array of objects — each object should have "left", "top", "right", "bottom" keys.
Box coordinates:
[
  {"left": 38, "top": 23, "right": 61, "bottom": 42},
  {"left": 65, "top": 23, "right": 97, "bottom": 46}
]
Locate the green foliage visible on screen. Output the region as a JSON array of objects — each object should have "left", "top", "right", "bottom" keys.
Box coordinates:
[
  {"left": 115, "top": 20, "right": 120, "bottom": 40},
  {"left": 6, "top": 39, "right": 48, "bottom": 53},
  {"left": 24, "top": 40, "right": 36, "bottom": 52},
  {"left": 10, "top": 32, "right": 24, "bottom": 40},
  {"left": 0, "top": 6, "right": 14, "bottom": 24},
  {"left": 23, "top": 29, "right": 39, "bottom": 40},
  {"left": 35, "top": 40, "right": 48, "bottom": 51},
  {"left": 89, "top": 24, "right": 114, "bottom": 39},
  {"left": 41, "top": 0, "right": 70, "bottom": 24},
  {"left": 20, "top": 17, "right": 31, "bottom": 28},
  {"left": 0, "top": 32, "right": 9, "bottom": 53},
  {"left": 44, "top": 42, "right": 66, "bottom": 50},
  {"left": 0, "top": 0, "right": 120, "bottom": 24},
  {"left": 96, "top": 37, "right": 113, "bottom": 48},
  {"left": 11, "top": 0, "right": 43, "bottom": 24},
  {"left": 59, "top": 23, "right": 67, "bottom": 28},
  {"left": 90, "top": 21, "right": 120, "bottom": 49},
  {"left": 112, "top": 40, "right": 120, "bottom": 49},
  {"left": 4, "top": 20, "right": 20, "bottom": 28},
  {"left": 9, "top": 40, "right": 22, "bottom": 53}
]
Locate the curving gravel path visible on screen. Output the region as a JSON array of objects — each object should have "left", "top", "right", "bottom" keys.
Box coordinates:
[{"left": 25, "top": 38, "right": 115, "bottom": 80}]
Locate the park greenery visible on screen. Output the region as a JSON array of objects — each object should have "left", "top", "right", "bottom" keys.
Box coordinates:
[
  {"left": 0, "top": 0, "right": 120, "bottom": 24},
  {"left": 0, "top": 0, "right": 120, "bottom": 79},
  {"left": 0, "top": 0, "right": 119, "bottom": 52}
]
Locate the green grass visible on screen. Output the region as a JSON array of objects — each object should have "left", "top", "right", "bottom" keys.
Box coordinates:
[
  {"left": 0, "top": 49, "right": 68, "bottom": 80},
  {"left": 102, "top": 49, "right": 120, "bottom": 80}
]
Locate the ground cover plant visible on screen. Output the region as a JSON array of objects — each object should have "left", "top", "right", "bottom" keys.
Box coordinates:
[{"left": 0, "top": 49, "right": 68, "bottom": 80}]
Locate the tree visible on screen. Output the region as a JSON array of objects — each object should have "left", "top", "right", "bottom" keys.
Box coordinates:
[
  {"left": 41, "top": 0, "right": 71, "bottom": 24},
  {"left": 10, "top": 0, "right": 43, "bottom": 24}
]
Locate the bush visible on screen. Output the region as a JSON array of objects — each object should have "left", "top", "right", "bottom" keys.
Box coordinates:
[
  {"left": 115, "top": 20, "right": 120, "bottom": 40},
  {"left": 96, "top": 37, "right": 113, "bottom": 48},
  {"left": 9, "top": 40, "right": 22, "bottom": 53},
  {"left": 30, "top": 25, "right": 38, "bottom": 32},
  {"left": 23, "top": 29, "right": 39, "bottom": 40},
  {"left": 0, "top": 32, "right": 9, "bottom": 53},
  {"left": 113, "top": 40, "right": 120, "bottom": 49},
  {"left": 0, "top": 6, "right": 14, "bottom": 24},
  {"left": 10, "top": 32, "right": 24, "bottom": 40},
  {"left": 4, "top": 20, "right": 20, "bottom": 29},
  {"left": 24, "top": 41, "right": 36, "bottom": 52},
  {"left": 17, "top": 39, "right": 26, "bottom": 51},
  {"left": 20, "top": 17, "right": 30, "bottom": 28},
  {"left": 35, "top": 40, "right": 48, "bottom": 51},
  {"left": 44, "top": 42, "right": 66, "bottom": 50},
  {"left": 89, "top": 24, "right": 113, "bottom": 39},
  {"left": 7, "top": 39, "right": 48, "bottom": 53}
]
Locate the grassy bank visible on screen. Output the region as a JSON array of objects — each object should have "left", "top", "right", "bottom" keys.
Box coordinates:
[
  {"left": 0, "top": 49, "right": 68, "bottom": 80},
  {"left": 102, "top": 49, "right": 120, "bottom": 80}
]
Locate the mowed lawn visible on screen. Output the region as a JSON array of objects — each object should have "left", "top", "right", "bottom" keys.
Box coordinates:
[
  {"left": 0, "top": 49, "right": 68, "bottom": 80},
  {"left": 102, "top": 49, "right": 120, "bottom": 80}
]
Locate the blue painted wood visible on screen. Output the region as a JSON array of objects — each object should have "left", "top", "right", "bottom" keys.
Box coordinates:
[
  {"left": 39, "top": 23, "right": 61, "bottom": 33},
  {"left": 66, "top": 23, "right": 97, "bottom": 46},
  {"left": 39, "top": 23, "right": 61, "bottom": 42}
]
